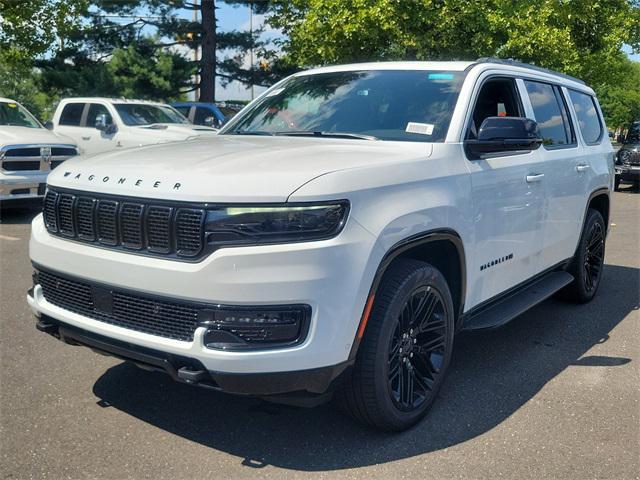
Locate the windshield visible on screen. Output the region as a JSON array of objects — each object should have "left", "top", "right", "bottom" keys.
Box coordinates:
[
  {"left": 0, "top": 101, "right": 41, "bottom": 128},
  {"left": 626, "top": 122, "right": 640, "bottom": 143},
  {"left": 114, "top": 103, "right": 189, "bottom": 126},
  {"left": 223, "top": 70, "right": 466, "bottom": 142}
]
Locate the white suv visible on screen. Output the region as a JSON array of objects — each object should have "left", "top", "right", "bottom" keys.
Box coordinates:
[
  {"left": 28, "top": 59, "right": 613, "bottom": 431},
  {"left": 51, "top": 98, "right": 217, "bottom": 157},
  {"left": 0, "top": 98, "right": 78, "bottom": 204}
]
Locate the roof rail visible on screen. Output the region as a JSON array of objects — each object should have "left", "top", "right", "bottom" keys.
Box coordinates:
[{"left": 472, "top": 57, "right": 586, "bottom": 85}]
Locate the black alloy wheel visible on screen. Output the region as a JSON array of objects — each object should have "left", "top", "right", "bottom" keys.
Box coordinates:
[
  {"left": 583, "top": 220, "right": 605, "bottom": 293},
  {"left": 388, "top": 285, "right": 447, "bottom": 412},
  {"left": 335, "top": 258, "right": 454, "bottom": 431}
]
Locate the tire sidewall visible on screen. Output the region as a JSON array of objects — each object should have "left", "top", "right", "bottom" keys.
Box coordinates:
[{"left": 574, "top": 209, "right": 606, "bottom": 301}]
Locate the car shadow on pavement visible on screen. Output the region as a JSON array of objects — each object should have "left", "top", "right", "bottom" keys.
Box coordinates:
[
  {"left": 92, "top": 264, "right": 638, "bottom": 471},
  {"left": 0, "top": 204, "right": 42, "bottom": 225}
]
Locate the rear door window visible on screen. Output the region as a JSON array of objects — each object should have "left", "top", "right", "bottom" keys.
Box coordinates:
[
  {"left": 568, "top": 90, "right": 603, "bottom": 144},
  {"left": 524, "top": 80, "right": 574, "bottom": 148},
  {"left": 59, "top": 103, "right": 85, "bottom": 126},
  {"left": 194, "top": 106, "right": 217, "bottom": 126}
]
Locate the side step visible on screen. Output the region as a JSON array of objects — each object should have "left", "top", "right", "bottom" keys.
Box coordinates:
[{"left": 462, "top": 271, "right": 574, "bottom": 331}]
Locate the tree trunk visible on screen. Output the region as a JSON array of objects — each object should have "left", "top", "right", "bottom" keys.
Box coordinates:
[{"left": 199, "top": 0, "right": 216, "bottom": 102}]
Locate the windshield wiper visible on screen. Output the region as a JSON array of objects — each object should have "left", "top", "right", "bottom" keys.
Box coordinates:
[
  {"left": 229, "top": 130, "right": 275, "bottom": 136},
  {"left": 273, "top": 131, "right": 378, "bottom": 141}
]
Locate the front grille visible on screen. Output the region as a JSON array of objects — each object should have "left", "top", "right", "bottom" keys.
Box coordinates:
[
  {"left": 623, "top": 150, "right": 640, "bottom": 166},
  {"left": 43, "top": 188, "right": 205, "bottom": 259},
  {"left": 1, "top": 161, "right": 40, "bottom": 171},
  {"left": 1, "top": 145, "right": 77, "bottom": 172},
  {"left": 38, "top": 269, "right": 199, "bottom": 341}
]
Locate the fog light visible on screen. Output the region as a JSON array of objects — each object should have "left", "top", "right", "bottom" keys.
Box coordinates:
[{"left": 199, "top": 305, "right": 310, "bottom": 350}]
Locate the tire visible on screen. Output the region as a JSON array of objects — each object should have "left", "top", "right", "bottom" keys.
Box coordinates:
[
  {"left": 561, "top": 208, "right": 606, "bottom": 303},
  {"left": 614, "top": 176, "right": 621, "bottom": 191},
  {"left": 335, "top": 258, "right": 455, "bottom": 431}
]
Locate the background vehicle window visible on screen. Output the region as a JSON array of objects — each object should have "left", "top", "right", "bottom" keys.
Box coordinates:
[
  {"left": 468, "top": 78, "right": 522, "bottom": 139},
  {"left": 0, "top": 102, "right": 41, "bottom": 128},
  {"left": 194, "top": 106, "right": 218, "bottom": 126},
  {"left": 86, "top": 104, "right": 113, "bottom": 128},
  {"left": 569, "top": 90, "right": 603, "bottom": 144},
  {"left": 174, "top": 106, "right": 191, "bottom": 118},
  {"left": 113, "top": 104, "right": 189, "bottom": 126},
  {"left": 524, "top": 81, "right": 573, "bottom": 147},
  {"left": 59, "top": 103, "right": 85, "bottom": 126}
]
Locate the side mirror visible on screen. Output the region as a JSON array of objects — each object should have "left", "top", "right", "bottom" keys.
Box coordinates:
[
  {"left": 44, "top": 120, "right": 54, "bottom": 130},
  {"left": 203, "top": 116, "right": 216, "bottom": 127},
  {"left": 465, "top": 117, "right": 543, "bottom": 159},
  {"left": 95, "top": 114, "right": 117, "bottom": 134}
]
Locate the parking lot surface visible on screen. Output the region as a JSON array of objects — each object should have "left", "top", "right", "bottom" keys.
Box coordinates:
[{"left": 1, "top": 188, "right": 638, "bottom": 480}]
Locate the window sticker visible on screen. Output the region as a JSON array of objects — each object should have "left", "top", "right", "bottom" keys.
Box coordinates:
[
  {"left": 428, "top": 73, "right": 454, "bottom": 80},
  {"left": 406, "top": 122, "right": 434, "bottom": 135}
]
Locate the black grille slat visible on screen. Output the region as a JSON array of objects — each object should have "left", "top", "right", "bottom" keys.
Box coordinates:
[
  {"left": 43, "top": 190, "right": 59, "bottom": 232},
  {"left": 43, "top": 189, "right": 207, "bottom": 260},
  {"left": 146, "top": 206, "right": 172, "bottom": 253},
  {"left": 38, "top": 270, "right": 198, "bottom": 341},
  {"left": 120, "top": 203, "right": 144, "bottom": 249},
  {"left": 58, "top": 194, "right": 75, "bottom": 236},
  {"left": 97, "top": 200, "right": 118, "bottom": 245},
  {"left": 176, "top": 209, "right": 204, "bottom": 257},
  {"left": 1, "top": 161, "right": 40, "bottom": 171},
  {"left": 76, "top": 197, "right": 96, "bottom": 240}
]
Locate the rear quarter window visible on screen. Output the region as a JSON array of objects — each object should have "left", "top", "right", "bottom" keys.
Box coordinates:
[
  {"left": 59, "top": 103, "right": 85, "bottom": 126},
  {"left": 568, "top": 90, "right": 603, "bottom": 144}
]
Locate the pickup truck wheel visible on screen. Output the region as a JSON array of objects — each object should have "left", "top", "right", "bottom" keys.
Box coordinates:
[
  {"left": 561, "top": 209, "right": 606, "bottom": 303},
  {"left": 614, "top": 176, "right": 621, "bottom": 191},
  {"left": 335, "top": 259, "right": 454, "bottom": 431}
]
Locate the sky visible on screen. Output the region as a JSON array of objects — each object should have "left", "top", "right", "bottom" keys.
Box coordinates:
[{"left": 191, "top": 2, "right": 640, "bottom": 101}]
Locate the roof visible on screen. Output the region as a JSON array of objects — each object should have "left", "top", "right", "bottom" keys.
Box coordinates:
[
  {"left": 295, "top": 59, "right": 590, "bottom": 90},
  {"left": 0, "top": 97, "right": 18, "bottom": 103},
  {"left": 59, "top": 97, "right": 168, "bottom": 105}
]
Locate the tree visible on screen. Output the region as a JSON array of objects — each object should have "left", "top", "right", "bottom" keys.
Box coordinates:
[{"left": 268, "top": 0, "right": 640, "bottom": 117}]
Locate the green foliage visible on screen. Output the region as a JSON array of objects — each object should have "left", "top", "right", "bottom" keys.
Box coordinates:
[{"left": 269, "top": 0, "right": 640, "bottom": 127}]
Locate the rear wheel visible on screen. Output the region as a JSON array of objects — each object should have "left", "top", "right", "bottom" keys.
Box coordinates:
[
  {"left": 335, "top": 259, "right": 455, "bottom": 431},
  {"left": 561, "top": 208, "right": 606, "bottom": 303}
]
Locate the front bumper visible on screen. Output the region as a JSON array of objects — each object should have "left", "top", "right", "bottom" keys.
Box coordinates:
[
  {"left": 615, "top": 165, "right": 640, "bottom": 181},
  {"left": 29, "top": 213, "right": 380, "bottom": 378},
  {"left": 0, "top": 172, "right": 47, "bottom": 201},
  {"left": 33, "top": 313, "right": 349, "bottom": 399}
]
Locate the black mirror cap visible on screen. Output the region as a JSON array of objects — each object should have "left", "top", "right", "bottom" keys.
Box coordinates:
[
  {"left": 44, "top": 120, "right": 54, "bottom": 130},
  {"left": 466, "top": 117, "right": 543, "bottom": 159}
]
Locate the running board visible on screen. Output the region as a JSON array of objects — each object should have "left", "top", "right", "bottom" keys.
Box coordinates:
[{"left": 462, "top": 271, "right": 574, "bottom": 331}]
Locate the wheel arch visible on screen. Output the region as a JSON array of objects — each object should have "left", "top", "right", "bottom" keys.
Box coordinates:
[
  {"left": 349, "top": 229, "right": 467, "bottom": 362},
  {"left": 587, "top": 188, "right": 610, "bottom": 231}
]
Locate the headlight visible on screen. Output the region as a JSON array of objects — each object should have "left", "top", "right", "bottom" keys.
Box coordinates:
[
  {"left": 204, "top": 202, "right": 349, "bottom": 249},
  {"left": 618, "top": 149, "right": 631, "bottom": 164}
]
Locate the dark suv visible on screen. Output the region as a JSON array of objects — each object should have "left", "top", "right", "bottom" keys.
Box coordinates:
[{"left": 615, "top": 121, "right": 640, "bottom": 190}]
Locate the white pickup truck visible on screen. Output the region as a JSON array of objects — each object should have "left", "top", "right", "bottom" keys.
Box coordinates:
[
  {"left": 50, "top": 98, "right": 217, "bottom": 157},
  {"left": 0, "top": 98, "right": 78, "bottom": 204}
]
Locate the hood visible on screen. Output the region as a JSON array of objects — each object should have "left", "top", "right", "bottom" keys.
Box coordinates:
[
  {"left": 0, "top": 126, "right": 77, "bottom": 146},
  {"left": 47, "top": 135, "right": 431, "bottom": 203},
  {"left": 134, "top": 123, "right": 217, "bottom": 139}
]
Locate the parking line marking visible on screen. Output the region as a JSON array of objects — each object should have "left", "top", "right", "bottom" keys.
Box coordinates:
[{"left": 0, "top": 234, "right": 20, "bottom": 241}]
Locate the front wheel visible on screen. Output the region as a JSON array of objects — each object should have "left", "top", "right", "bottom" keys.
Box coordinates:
[{"left": 335, "top": 259, "right": 455, "bottom": 431}]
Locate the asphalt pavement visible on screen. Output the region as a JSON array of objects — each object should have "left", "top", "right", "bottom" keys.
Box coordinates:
[{"left": 1, "top": 187, "right": 638, "bottom": 479}]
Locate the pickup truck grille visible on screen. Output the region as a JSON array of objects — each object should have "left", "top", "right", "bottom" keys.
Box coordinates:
[
  {"left": 37, "top": 269, "right": 199, "bottom": 341},
  {"left": 43, "top": 188, "right": 205, "bottom": 259},
  {"left": 0, "top": 145, "right": 77, "bottom": 172}
]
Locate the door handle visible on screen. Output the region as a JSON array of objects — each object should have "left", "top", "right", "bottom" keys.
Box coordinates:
[
  {"left": 526, "top": 173, "right": 545, "bottom": 183},
  {"left": 576, "top": 164, "right": 590, "bottom": 172},
  {"left": 81, "top": 136, "right": 91, "bottom": 141}
]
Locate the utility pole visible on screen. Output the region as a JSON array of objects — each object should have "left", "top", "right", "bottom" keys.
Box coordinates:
[
  {"left": 192, "top": 0, "right": 200, "bottom": 101},
  {"left": 249, "top": 0, "right": 254, "bottom": 100},
  {"left": 199, "top": 0, "right": 216, "bottom": 102}
]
